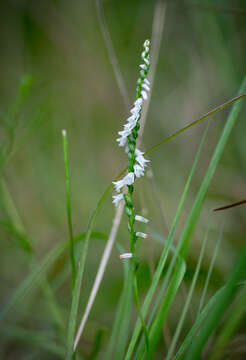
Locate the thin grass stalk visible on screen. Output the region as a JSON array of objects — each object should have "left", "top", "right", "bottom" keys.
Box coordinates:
[
  {"left": 62, "top": 129, "right": 76, "bottom": 290},
  {"left": 165, "top": 228, "right": 209, "bottom": 360},
  {"left": 208, "top": 285, "right": 246, "bottom": 360},
  {"left": 197, "top": 224, "right": 223, "bottom": 317},
  {"left": 185, "top": 244, "right": 246, "bottom": 360}
]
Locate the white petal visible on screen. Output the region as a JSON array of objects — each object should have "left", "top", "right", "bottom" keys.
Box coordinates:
[
  {"left": 141, "top": 90, "right": 148, "bottom": 100},
  {"left": 135, "top": 215, "right": 149, "bottom": 223},
  {"left": 112, "top": 193, "right": 124, "bottom": 206},
  {"left": 140, "top": 64, "right": 147, "bottom": 70},
  {"left": 136, "top": 232, "right": 148, "bottom": 239},
  {"left": 134, "top": 98, "right": 143, "bottom": 106},
  {"left": 134, "top": 164, "right": 145, "bottom": 178},
  {"left": 116, "top": 135, "right": 128, "bottom": 147},
  {"left": 113, "top": 178, "right": 125, "bottom": 193},
  {"left": 144, "top": 58, "right": 150, "bottom": 65},
  {"left": 135, "top": 148, "right": 149, "bottom": 168},
  {"left": 144, "top": 39, "right": 150, "bottom": 48},
  {"left": 144, "top": 78, "right": 150, "bottom": 86},
  {"left": 120, "top": 253, "right": 133, "bottom": 259},
  {"left": 142, "top": 83, "right": 150, "bottom": 91},
  {"left": 124, "top": 172, "right": 135, "bottom": 185}
]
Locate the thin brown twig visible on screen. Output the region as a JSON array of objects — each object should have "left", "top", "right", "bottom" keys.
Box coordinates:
[{"left": 213, "top": 199, "right": 246, "bottom": 212}]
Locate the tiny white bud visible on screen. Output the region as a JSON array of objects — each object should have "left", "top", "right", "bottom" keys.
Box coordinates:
[
  {"left": 112, "top": 193, "right": 124, "bottom": 206},
  {"left": 142, "top": 83, "right": 150, "bottom": 91},
  {"left": 134, "top": 164, "right": 144, "bottom": 178},
  {"left": 140, "top": 64, "right": 147, "bottom": 70},
  {"left": 62, "top": 129, "right": 67, "bottom": 136},
  {"left": 136, "top": 232, "right": 148, "bottom": 239},
  {"left": 135, "top": 215, "right": 149, "bottom": 223},
  {"left": 120, "top": 253, "right": 133, "bottom": 259},
  {"left": 144, "top": 78, "right": 150, "bottom": 86},
  {"left": 141, "top": 90, "right": 148, "bottom": 100}
]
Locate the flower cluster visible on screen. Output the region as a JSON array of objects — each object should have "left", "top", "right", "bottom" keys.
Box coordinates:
[{"left": 112, "top": 40, "right": 151, "bottom": 259}]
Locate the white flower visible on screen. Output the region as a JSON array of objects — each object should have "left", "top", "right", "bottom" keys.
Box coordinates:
[
  {"left": 142, "top": 83, "right": 150, "bottom": 92},
  {"left": 135, "top": 215, "right": 149, "bottom": 223},
  {"left": 136, "top": 232, "right": 148, "bottom": 239},
  {"left": 134, "top": 164, "right": 145, "bottom": 178},
  {"left": 112, "top": 193, "right": 124, "bottom": 206},
  {"left": 130, "top": 103, "right": 142, "bottom": 116},
  {"left": 116, "top": 135, "right": 128, "bottom": 147},
  {"left": 124, "top": 120, "right": 137, "bottom": 132},
  {"left": 120, "top": 253, "right": 133, "bottom": 259},
  {"left": 144, "top": 58, "right": 150, "bottom": 65},
  {"left": 127, "top": 114, "right": 139, "bottom": 124},
  {"left": 144, "top": 78, "right": 150, "bottom": 86},
  {"left": 135, "top": 148, "right": 149, "bottom": 168},
  {"left": 140, "top": 64, "right": 147, "bottom": 70},
  {"left": 141, "top": 90, "right": 148, "bottom": 100},
  {"left": 113, "top": 172, "right": 135, "bottom": 192},
  {"left": 135, "top": 98, "right": 143, "bottom": 106}
]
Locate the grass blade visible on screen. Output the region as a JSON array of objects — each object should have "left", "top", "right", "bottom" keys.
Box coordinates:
[
  {"left": 208, "top": 285, "right": 246, "bottom": 360},
  {"left": 62, "top": 129, "right": 76, "bottom": 290},
  {"left": 105, "top": 254, "right": 133, "bottom": 360},
  {"left": 165, "top": 228, "right": 209, "bottom": 360},
  {"left": 197, "top": 225, "right": 222, "bottom": 317},
  {"left": 185, "top": 244, "right": 246, "bottom": 360}
]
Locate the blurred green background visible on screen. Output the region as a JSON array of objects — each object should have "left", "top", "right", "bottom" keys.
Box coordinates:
[{"left": 0, "top": 0, "right": 246, "bottom": 358}]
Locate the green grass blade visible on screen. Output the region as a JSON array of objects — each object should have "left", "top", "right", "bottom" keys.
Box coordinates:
[
  {"left": 166, "top": 228, "right": 209, "bottom": 360},
  {"left": 125, "top": 124, "right": 208, "bottom": 360},
  {"left": 185, "top": 244, "right": 246, "bottom": 360},
  {"left": 105, "top": 255, "right": 133, "bottom": 360},
  {"left": 208, "top": 285, "right": 246, "bottom": 360},
  {"left": 0, "top": 179, "right": 32, "bottom": 253},
  {"left": 62, "top": 129, "right": 76, "bottom": 290},
  {"left": 197, "top": 225, "right": 222, "bottom": 317},
  {"left": 87, "top": 328, "right": 105, "bottom": 360},
  {"left": 173, "top": 286, "right": 226, "bottom": 360},
  {"left": 0, "top": 220, "right": 32, "bottom": 254},
  {"left": 140, "top": 259, "right": 186, "bottom": 360}
]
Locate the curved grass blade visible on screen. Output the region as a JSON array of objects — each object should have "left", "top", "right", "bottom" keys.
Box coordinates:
[
  {"left": 165, "top": 228, "right": 209, "bottom": 360},
  {"left": 197, "top": 226, "right": 222, "bottom": 317},
  {"left": 208, "top": 285, "right": 246, "bottom": 360},
  {"left": 185, "top": 243, "right": 246, "bottom": 360},
  {"left": 140, "top": 259, "right": 186, "bottom": 360},
  {"left": 87, "top": 328, "right": 105, "bottom": 360},
  {"left": 104, "top": 251, "right": 133, "bottom": 360},
  {"left": 62, "top": 129, "right": 76, "bottom": 290}
]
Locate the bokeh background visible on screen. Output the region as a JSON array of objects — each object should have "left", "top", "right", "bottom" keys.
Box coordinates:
[{"left": 0, "top": 0, "right": 246, "bottom": 358}]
